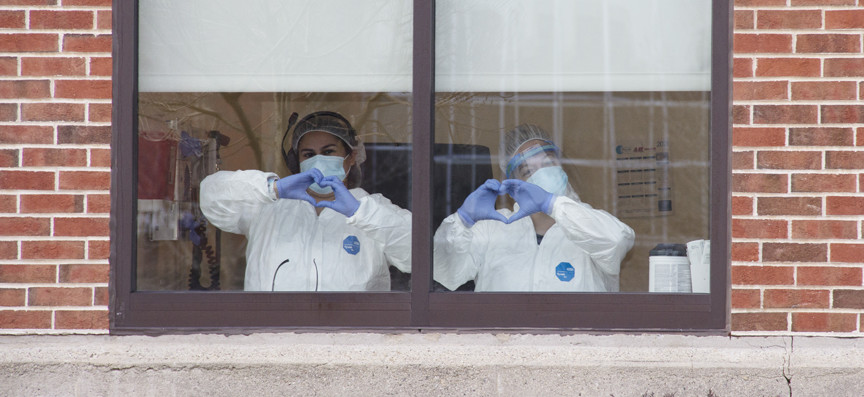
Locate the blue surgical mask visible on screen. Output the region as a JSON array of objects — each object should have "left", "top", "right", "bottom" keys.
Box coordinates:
[
  {"left": 300, "top": 154, "right": 348, "bottom": 194},
  {"left": 526, "top": 166, "right": 568, "bottom": 196}
]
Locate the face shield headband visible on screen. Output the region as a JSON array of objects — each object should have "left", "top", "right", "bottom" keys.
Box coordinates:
[{"left": 505, "top": 143, "right": 560, "bottom": 179}]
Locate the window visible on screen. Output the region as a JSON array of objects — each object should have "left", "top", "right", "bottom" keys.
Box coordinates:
[{"left": 111, "top": 0, "right": 730, "bottom": 332}]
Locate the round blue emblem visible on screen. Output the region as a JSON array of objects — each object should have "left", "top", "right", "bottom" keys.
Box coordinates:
[
  {"left": 555, "top": 262, "right": 574, "bottom": 282},
  {"left": 343, "top": 235, "right": 360, "bottom": 255}
]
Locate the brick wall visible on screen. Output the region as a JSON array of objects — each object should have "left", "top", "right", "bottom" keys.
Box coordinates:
[
  {"left": 1, "top": 1, "right": 862, "bottom": 335},
  {"left": 0, "top": 0, "right": 111, "bottom": 333},
  {"left": 731, "top": 0, "right": 864, "bottom": 334}
]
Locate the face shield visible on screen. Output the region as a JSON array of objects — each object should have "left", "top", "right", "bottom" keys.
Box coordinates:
[{"left": 505, "top": 142, "right": 561, "bottom": 180}]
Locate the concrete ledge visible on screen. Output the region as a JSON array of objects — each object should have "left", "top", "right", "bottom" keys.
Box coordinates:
[{"left": 2, "top": 333, "right": 863, "bottom": 396}]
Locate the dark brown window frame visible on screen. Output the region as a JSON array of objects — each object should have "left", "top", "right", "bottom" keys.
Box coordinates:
[{"left": 110, "top": 0, "right": 731, "bottom": 334}]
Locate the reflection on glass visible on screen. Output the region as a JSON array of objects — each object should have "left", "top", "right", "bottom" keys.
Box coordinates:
[
  {"left": 136, "top": 0, "right": 413, "bottom": 292},
  {"left": 432, "top": 0, "right": 712, "bottom": 293}
]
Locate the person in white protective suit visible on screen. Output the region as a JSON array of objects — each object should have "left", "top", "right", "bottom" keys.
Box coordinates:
[
  {"left": 433, "top": 124, "right": 635, "bottom": 292},
  {"left": 200, "top": 111, "right": 411, "bottom": 291}
]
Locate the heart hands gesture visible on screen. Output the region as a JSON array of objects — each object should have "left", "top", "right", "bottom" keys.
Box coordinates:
[{"left": 458, "top": 179, "right": 555, "bottom": 227}]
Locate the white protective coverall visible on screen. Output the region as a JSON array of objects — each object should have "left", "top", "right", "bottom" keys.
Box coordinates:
[
  {"left": 433, "top": 193, "right": 634, "bottom": 292},
  {"left": 200, "top": 170, "right": 412, "bottom": 291}
]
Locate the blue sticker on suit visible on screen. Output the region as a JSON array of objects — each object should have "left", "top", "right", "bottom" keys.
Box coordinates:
[
  {"left": 343, "top": 235, "right": 360, "bottom": 255},
  {"left": 555, "top": 262, "right": 574, "bottom": 282}
]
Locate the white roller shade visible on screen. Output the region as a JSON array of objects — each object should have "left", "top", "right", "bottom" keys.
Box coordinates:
[{"left": 139, "top": 0, "right": 711, "bottom": 93}]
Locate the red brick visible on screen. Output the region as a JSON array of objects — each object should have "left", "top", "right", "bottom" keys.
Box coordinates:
[
  {"left": 791, "top": 81, "right": 857, "bottom": 101},
  {"left": 21, "top": 241, "right": 84, "bottom": 260},
  {"left": 735, "top": 10, "right": 755, "bottom": 29},
  {"left": 62, "top": 34, "right": 111, "bottom": 53},
  {"left": 798, "top": 266, "right": 861, "bottom": 286},
  {"left": 733, "top": 151, "right": 754, "bottom": 170},
  {"left": 732, "top": 219, "right": 788, "bottom": 239},
  {"left": 733, "top": 173, "right": 787, "bottom": 193},
  {"left": 789, "top": 128, "right": 854, "bottom": 146},
  {"left": 21, "top": 57, "right": 87, "bottom": 76},
  {"left": 733, "top": 127, "right": 786, "bottom": 147},
  {"left": 0, "top": 289, "right": 24, "bottom": 306},
  {"left": 733, "top": 81, "right": 788, "bottom": 101},
  {"left": 732, "top": 312, "right": 787, "bottom": 332},
  {"left": 797, "top": 34, "right": 861, "bottom": 53},
  {"left": 58, "top": 125, "right": 111, "bottom": 144},
  {"left": 732, "top": 196, "right": 754, "bottom": 216},
  {"left": 732, "top": 242, "right": 761, "bottom": 262},
  {"left": 88, "top": 240, "right": 109, "bottom": 260},
  {"left": 824, "top": 58, "right": 864, "bottom": 77},
  {"left": 88, "top": 103, "right": 111, "bottom": 122},
  {"left": 0, "top": 264, "right": 55, "bottom": 283},
  {"left": 834, "top": 290, "right": 864, "bottom": 309},
  {"left": 754, "top": 105, "right": 818, "bottom": 124},
  {"left": 763, "top": 243, "right": 827, "bottom": 262},
  {"left": 0, "top": 34, "right": 58, "bottom": 52},
  {"left": 826, "top": 196, "right": 864, "bottom": 215},
  {"left": 0, "top": 217, "right": 50, "bottom": 236},
  {"left": 0, "top": 0, "right": 57, "bottom": 4},
  {"left": 791, "top": 0, "right": 856, "bottom": 5},
  {"left": 826, "top": 151, "right": 864, "bottom": 169},
  {"left": 756, "top": 58, "right": 821, "bottom": 77},
  {"left": 0, "top": 171, "right": 55, "bottom": 190},
  {"left": 59, "top": 171, "right": 110, "bottom": 190},
  {"left": 0, "top": 80, "right": 50, "bottom": 99},
  {"left": 59, "top": 264, "right": 108, "bottom": 283},
  {"left": 792, "top": 174, "right": 856, "bottom": 193},
  {"left": 732, "top": 288, "right": 761, "bottom": 309},
  {"left": 90, "top": 148, "right": 110, "bottom": 167},
  {"left": 21, "top": 103, "right": 85, "bottom": 122},
  {"left": 822, "top": 105, "right": 864, "bottom": 124},
  {"left": 757, "top": 10, "right": 822, "bottom": 29},
  {"left": 94, "top": 287, "right": 107, "bottom": 306},
  {"left": 792, "top": 220, "right": 858, "bottom": 239},
  {"left": 30, "top": 10, "right": 93, "bottom": 30},
  {"left": 758, "top": 197, "right": 822, "bottom": 216},
  {"left": 736, "top": 0, "right": 787, "bottom": 5},
  {"left": 22, "top": 148, "right": 87, "bottom": 167},
  {"left": 0, "top": 57, "right": 17, "bottom": 75},
  {"left": 0, "top": 126, "right": 54, "bottom": 144},
  {"left": 831, "top": 244, "right": 864, "bottom": 263},
  {"left": 0, "top": 149, "right": 17, "bottom": 167},
  {"left": 0, "top": 195, "right": 15, "bottom": 213},
  {"left": 65, "top": 0, "right": 111, "bottom": 5},
  {"left": 54, "top": 217, "right": 109, "bottom": 237},
  {"left": 20, "top": 194, "right": 83, "bottom": 213},
  {"left": 96, "top": 10, "right": 111, "bottom": 30},
  {"left": 858, "top": 127, "right": 863, "bottom": 145},
  {"left": 0, "top": 242, "right": 16, "bottom": 260},
  {"left": 0, "top": 10, "right": 25, "bottom": 28},
  {"left": 0, "top": 311, "right": 51, "bottom": 329},
  {"left": 826, "top": 10, "right": 864, "bottom": 29},
  {"left": 55, "top": 79, "right": 111, "bottom": 99},
  {"left": 733, "top": 265, "right": 794, "bottom": 285},
  {"left": 734, "top": 34, "right": 792, "bottom": 53},
  {"left": 757, "top": 151, "right": 821, "bottom": 170},
  {"left": 765, "top": 289, "right": 830, "bottom": 309},
  {"left": 733, "top": 105, "right": 751, "bottom": 124},
  {"left": 792, "top": 312, "right": 857, "bottom": 332},
  {"left": 89, "top": 57, "right": 111, "bottom": 76},
  {"left": 0, "top": 103, "right": 15, "bottom": 122},
  {"left": 29, "top": 287, "right": 92, "bottom": 306},
  {"left": 86, "top": 194, "right": 110, "bottom": 213},
  {"left": 55, "top": 310, "right": 108, "bottom": 329},
  {"left": 733, "top": 58, "right": 753, "bottom": 78}
]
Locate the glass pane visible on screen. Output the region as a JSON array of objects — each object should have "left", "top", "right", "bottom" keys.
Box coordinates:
[
  {"left": 136, "top": 0, "right": 413, "bottom": 292},
  {"left": 433, "top": 0, "right": 712, "bottom": 293}
]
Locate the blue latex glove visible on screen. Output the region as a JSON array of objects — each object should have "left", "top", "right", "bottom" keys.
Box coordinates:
[
  {"left": 314, "top": 176, "right": 361, "bottom": 217},
  {"left": 457, "top": 179, "right": 508, "bottom": 227},
  {"left": 275, "top": 168, "right": 322, "bottom": 206},
  {"left": 501, "top": 179, "right": 555, "bottom": 224}
]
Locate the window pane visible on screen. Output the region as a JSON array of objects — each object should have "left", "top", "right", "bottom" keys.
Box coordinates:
[
  {"left": 432, "top": 0, "right": 712, "bottom": 293},
  {"left": 136, "top": 1, "right": 413, "bottom": 292}
]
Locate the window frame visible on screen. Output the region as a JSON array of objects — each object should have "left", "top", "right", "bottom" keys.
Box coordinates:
[{"left": 110, "top": 0, "right": 731, "bottom": 334}]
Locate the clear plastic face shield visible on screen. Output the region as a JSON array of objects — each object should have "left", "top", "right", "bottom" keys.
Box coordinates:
[{"left": 505, "top": 142, "right": 562, "bottom": 181}]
